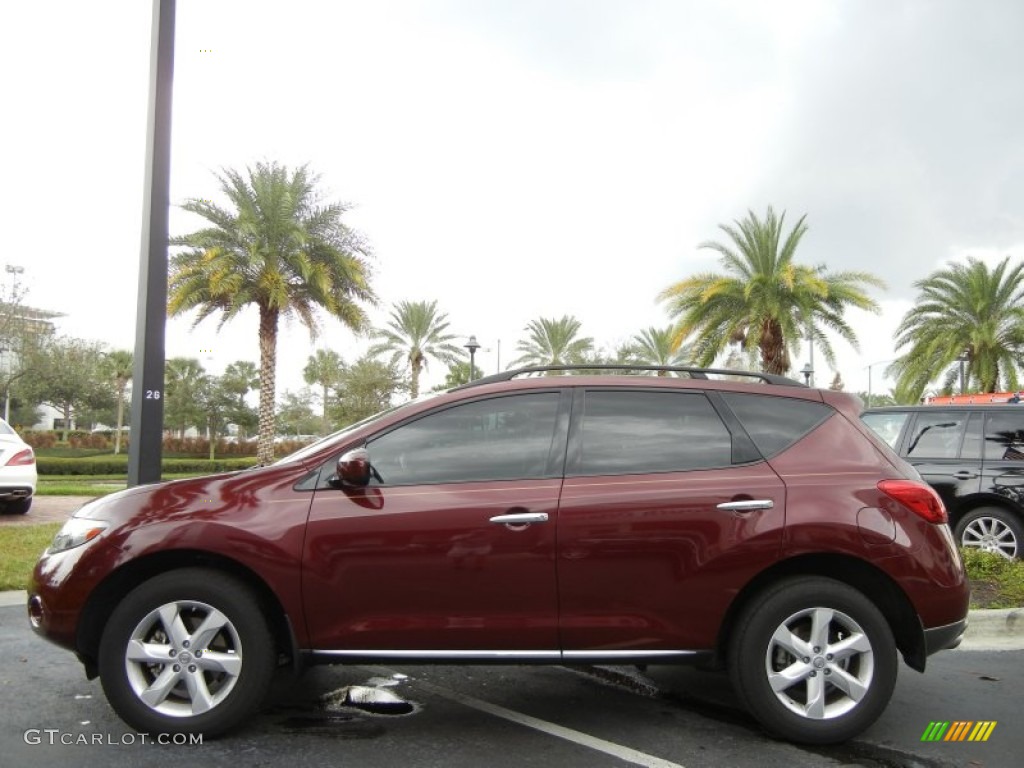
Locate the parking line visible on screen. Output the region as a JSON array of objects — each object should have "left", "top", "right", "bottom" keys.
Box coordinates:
[{"left": 366, "top": 666, "right": 685, "bottom": 768}]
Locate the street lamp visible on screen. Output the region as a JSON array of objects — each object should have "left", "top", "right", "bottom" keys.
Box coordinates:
[
  {"left": 465, "top": 335, "right": 481, "bottom": 380},
  {"left": 801, "top": 363, "right": 814, "bottom": 386},
  {"left": 865, "top": 358, "right": 896, "bottom": 408}
]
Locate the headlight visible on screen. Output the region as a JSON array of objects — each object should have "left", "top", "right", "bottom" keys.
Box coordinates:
[{"left": 49, "top": 519, "right": 109, "bottom": 554}]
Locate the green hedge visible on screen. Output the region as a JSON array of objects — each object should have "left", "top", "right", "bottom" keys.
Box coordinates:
[{"left": 37, "top": 456, "right": 260, "bottom": 476}]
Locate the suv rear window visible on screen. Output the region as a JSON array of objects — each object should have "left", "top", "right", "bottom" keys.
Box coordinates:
[{"left": 720, "top": 393, "right": 832, "bottom": 457}]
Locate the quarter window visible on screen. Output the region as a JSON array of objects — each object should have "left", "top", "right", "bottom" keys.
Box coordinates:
[
  {"left": 366, "top": 393, "right": 561, "bottom": 485},
  {"left": 577, "top": 391, "right": 732, "bottom": 475},
  {"left": 983, "top": 411, "right": 1024, "bottom": 461}
]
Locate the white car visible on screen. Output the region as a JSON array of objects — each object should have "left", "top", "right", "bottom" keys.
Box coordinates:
[{"left": 0, "top": 417, "right": 36, "bottom": 514}]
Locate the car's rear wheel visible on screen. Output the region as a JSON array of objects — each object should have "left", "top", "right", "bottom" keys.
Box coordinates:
[
  {"left": 1, "top": 497, "right": 31, "bottom": 514},
  {"left": 729, "top": 577, "right": 897, "bottom": 745},
  {"left": 98, "top": 568, "right": 274, "bottom": 736},
  {"left": 954, "top": 507, "right": 1022, "bottom": 560}
]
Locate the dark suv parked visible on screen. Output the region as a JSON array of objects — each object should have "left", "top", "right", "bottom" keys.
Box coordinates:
[
  {"left": 29, "top": 366, "right": 968, "bottom": 745},
  {"left": 862, "top": 404, "right": 1024, "bottom": 560}
]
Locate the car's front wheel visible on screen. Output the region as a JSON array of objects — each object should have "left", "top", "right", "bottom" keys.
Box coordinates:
[
  {"left": 98, "top": 568, "right": 275, "bottom": 736},
  {"left": 729, "top": 577, "right": 897, "bottom": 745}
]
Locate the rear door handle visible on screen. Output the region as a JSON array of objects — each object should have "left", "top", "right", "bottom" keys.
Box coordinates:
[
  {"left": 716, "top": 499, "right": 774, "bottom": 512},
  {"left": 489, "top": 512, "right": 549, "bottom": 525},
  {"left": 954, "top": 471, "right": 978, "bottom": 480}
]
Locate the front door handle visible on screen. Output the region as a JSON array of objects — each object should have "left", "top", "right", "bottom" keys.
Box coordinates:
[
  {"left": 716, "top": 499, "right": 775, "bottom": 512},
  {"left": 954, "top": 471, "right": 978, "bottom": 480},
  {"left": 489, "top": 512, "right": 549, "bottom": 525}
]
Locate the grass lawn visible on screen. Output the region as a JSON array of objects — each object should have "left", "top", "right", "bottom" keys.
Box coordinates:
[
  {"left": 0, "top": 523, "right": 61, "bottom": 591},
  {"left": 35, "top": 473, "right": 211, "bottom": 498}
]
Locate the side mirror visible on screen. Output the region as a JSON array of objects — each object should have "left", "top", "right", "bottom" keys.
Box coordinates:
[{"left": 335, "top": 448, "right": 372, "bottom": 487}]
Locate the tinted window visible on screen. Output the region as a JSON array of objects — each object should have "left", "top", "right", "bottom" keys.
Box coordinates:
[
  {"left": 721, "top": 394, "right": 832, "bottom": 457},
  {"left": 861, "top": 411, "right": 909, "bottom": 449},
  {"left": 905, "top": 412, "right": 966, "bottom": 459},
  {"left": 367, "top": 393, "right": 560, "bottom": 485},
  {"left": 984, "top": 410, "right": 1024, "bottom": 461},
  {"left": 578, "top": 391, "right": 731, "bottom": 475}
]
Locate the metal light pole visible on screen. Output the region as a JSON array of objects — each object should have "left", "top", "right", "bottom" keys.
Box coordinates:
[
  {"left": 465, "top": 335, "right": 481, "bottom": 380},
  {"left": 866, "top": 358, "right": 896, "bottom": 408},
  {"left": 2, "top": 265, "right": 24, "bottom": 423},
  {"left": 957, "top": 350, "right": 970, "bottom": 395},
  {"left": 801, "top": 363, "right": 814, "bottom": 386}
]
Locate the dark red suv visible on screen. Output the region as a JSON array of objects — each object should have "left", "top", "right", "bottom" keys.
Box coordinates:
[{"left": 28, "top": 366, "right": 968, "bottom": 745}]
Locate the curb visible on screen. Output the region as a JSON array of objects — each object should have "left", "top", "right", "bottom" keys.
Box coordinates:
[{"left": 1, "top": 590, "right": 1021, "bottom": 650}]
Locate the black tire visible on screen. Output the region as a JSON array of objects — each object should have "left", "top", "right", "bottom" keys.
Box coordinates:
[
  {"left": 98, "top": 568, "right": 275, "bottom": 736},
  {"left": 1, "top": 497, "right": 31, "bottom": 515},
  {"left": 728, "top": 577, "right": 897, "bottom": 745},
  {"left": 954, "top": 507, "right": 1023, "bottom": 560}
]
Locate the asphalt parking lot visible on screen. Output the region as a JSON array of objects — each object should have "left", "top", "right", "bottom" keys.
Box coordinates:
[{"left": 2, "top": 601, "right": 1021, "bottom": 768}]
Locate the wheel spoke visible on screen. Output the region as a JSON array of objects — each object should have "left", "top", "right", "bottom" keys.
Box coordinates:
[
  {"left": 769, "top": 660, "right": 813, "bottom": 692},
  {"left": 185, "top": 670, "right": 215, "bottom": 714},
  {"left": 139, "top": 665, "right": 183, "bottom": 708},
  {"left": 804, "top": 672, "right": 827, "bottom": 719},
  {"left": 189, "top": 608, "right": 230, "bottom": 650},
  {"left": 158, "top": 604, "right": 190, "bottom": 648},
  {"left": 126, "top": 639, "right": 173, "bottom": 664},
  {"left": 198, "top": 651, "right": 242, "bottom": 677},
  {"left": 828, "top": 665, "right": 869, "bottom": 701},
  {"left": 828, "top": 631, "right": 871, "bottom": 662},
  {"left": 771, "top": 624, "right": 811, "bottom": 659},
  {"left": 809, "top": 608, "right": 834, "bottom": 652}
]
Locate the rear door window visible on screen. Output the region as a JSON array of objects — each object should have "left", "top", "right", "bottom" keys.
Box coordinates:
[
  {"left": 574, "top": 390, "right": 732, "bottom": 475},
  {"left": 904, "top": 411, "right": 967, "bottom": 459}
]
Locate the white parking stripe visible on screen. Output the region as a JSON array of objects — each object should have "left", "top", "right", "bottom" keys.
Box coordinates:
[{"left": 366, "top": 666, "right": 686, "bottom": 768}]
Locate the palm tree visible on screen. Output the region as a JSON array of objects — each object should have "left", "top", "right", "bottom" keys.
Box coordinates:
[
  {"left": 169, "top": 162, "right": 375, "bottom": 464},
  {"left": 889, "top": 256, "right": 1024, "bottom": 400},
  {"left": 369, "top": 300, "right": 463, "bottom": 398},
  {"left": 510, "top": 316, "right": 594, "bottom": 368},
  {"left": 102, "top": 349, "right": 132, "bottom": 454},
  {"left": 658, "top": 207, "right": 884, "bottom": 376},
  {"left": 625, "top": 326, "right": 693, "bottom": 374},
  {"left": 303, "top": 349, "right": 344, "bottom": 432},
  {"left": 164, "top": 357, "right": 206, "bottom": 438}
]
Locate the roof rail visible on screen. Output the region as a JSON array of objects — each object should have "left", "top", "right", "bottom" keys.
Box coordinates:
[{"left": 450, "top": 364, "right": 806, "bottom": 390}]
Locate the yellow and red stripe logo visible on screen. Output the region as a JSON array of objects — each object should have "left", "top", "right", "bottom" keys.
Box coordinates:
[{"left": 921, "top": 721, "right": 997, "bottom": 742}]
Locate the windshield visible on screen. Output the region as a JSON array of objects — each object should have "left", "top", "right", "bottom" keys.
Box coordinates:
[{"left": 272, "top": 391, "right": 444, "bottom": 465}]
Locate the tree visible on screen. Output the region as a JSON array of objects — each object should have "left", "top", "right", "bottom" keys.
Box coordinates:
[
  {"left": 510, "top": 316, "right": 594, "bottom": 368},
  {"left": 658, "top": 207, "right": 884, "bottom": 375},
  {"left": 369, "top": 300, "right": 463, "bottom": 398},
  {"left": 889, "top": 256, "right": 1024, "bottom": 401},
  {"left": 220, "top": 361, "right": 259, "bottom": 438},
  {"left": 169, "top": 161, "right": 375, "bottom": 465},
  {"left": 164, "top": 357, "right": 206, "bottom": 438},
  {"left": 435, "top": 360, "right": 473, "bottom": 390},
  {"left": 102, "top": 349, "right": 132, "bottom": 454},
  {"left": 20, "top": 337, "right": 113, "bottom": 439},
  {"left": 276, "top": 388, "right": 322, "bottom": 438},
  {"left": 331, "top": 355, "right": 407, "bottom": 427},
  {"left": 195, "top": 374, "right": 235, "bottom": 459},
  {"left": 303, "top": 349, "right": 344, "bottom": 433},
  {"left": 624, "top": 326, "right": 693, "bottom": 374}
]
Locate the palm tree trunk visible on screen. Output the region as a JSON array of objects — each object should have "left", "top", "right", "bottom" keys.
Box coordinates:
[
  {"left": 411, "top": 356, "right": 422, "bottom": 399},
  {"left": 257, "top": 306, "right": 278, "bottom": 465},
  {"left": 114, "top": 385, "right": 125, "bottom": 454}
]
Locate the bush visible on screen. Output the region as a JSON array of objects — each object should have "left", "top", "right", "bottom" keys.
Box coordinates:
[
  {"left": 20, "top": 431, "right": 58, "bottom": 449},
  {"left": 36, "top": 456, "right": 259, "bottom": 476}
]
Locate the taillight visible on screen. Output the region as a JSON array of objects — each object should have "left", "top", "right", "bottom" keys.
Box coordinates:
[
  {"left": 877, "top": 479, "right": 947, "bottom": 524},
  {"left": 6, "top": 447, "right": 35, "bottom": 467}
]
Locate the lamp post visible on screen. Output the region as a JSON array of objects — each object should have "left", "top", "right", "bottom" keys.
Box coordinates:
[
  {"left": 956, "top": 350, "right": 970, "bottom": 395},
  {"left": 866, "top": 358, "right": 896, "bottom": 408},
  {"left": 801, "top": 363, "right": 814, "bottom": 386},
  {"left": 465, "top": 335, "right": 481, "bottom": 381}
]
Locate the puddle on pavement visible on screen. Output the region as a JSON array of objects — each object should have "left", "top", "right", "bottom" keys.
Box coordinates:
[{"left": 277, "top": 673, "right": 418, "bottom": 735}]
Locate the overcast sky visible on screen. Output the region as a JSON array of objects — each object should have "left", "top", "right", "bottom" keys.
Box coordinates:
[{"left": 2, "top": 0, "right": 1023, "bottom": 399}]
